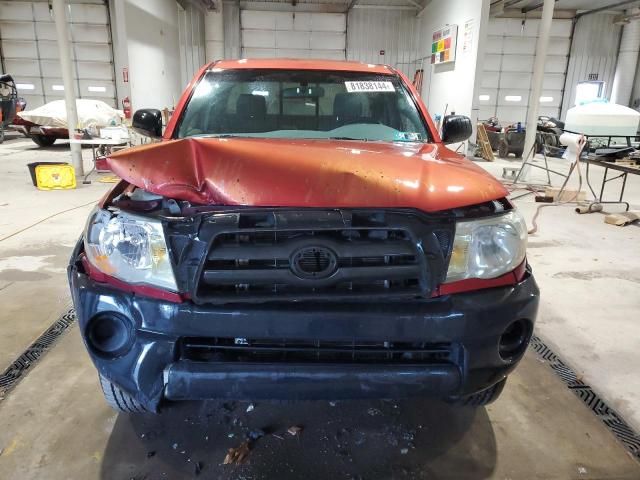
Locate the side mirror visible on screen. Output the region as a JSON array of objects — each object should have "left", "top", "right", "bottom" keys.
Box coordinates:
[
  {"left": 441, "top": 115, "right": 472, "bottom": 145},
  {"left": 132, "top": 109, "right": 163, "bottom": 138}
]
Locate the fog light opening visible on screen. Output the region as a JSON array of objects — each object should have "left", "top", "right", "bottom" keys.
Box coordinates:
[
  {"left": 87, "top": 313, "right": 134, "bottom": 358},
  {"left": 499, "top": 319, "right": 530, "bottom": 361}
]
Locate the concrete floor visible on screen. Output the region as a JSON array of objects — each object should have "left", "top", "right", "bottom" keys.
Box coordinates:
[
  {"left": 479, "top": 154, "right": 640, "bottom": 431},
  {"left": 0, "top": 135, "right": 639, "bottom": 479}
]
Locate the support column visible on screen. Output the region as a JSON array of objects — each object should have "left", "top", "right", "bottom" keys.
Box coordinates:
[
  {"left": 51, "top": 0, "right": 83, "bottom": 176},
  {"left": 521, "top": 0, "right": 555, "bottom": 180},
  {"left": 611, "top": 10, "right": 640, "bottom": 107},
  {"left": 205, "top": 3, "right": 224, "bottom": 62}
]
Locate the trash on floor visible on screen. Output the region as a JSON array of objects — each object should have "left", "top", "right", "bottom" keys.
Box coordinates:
[
  {"left": 223, "top": 440, "right": 251, "bottom": 464},
  {"left": 604, "top": 211, "right": 640, "bottom": 226}
]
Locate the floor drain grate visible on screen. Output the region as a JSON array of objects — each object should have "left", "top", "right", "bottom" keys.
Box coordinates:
[
  {"left": 531, "top": 335, "right": 640, "bottom": 461},
  {"left": 0, "top": 308, "right": 76, "bottom": 401}
]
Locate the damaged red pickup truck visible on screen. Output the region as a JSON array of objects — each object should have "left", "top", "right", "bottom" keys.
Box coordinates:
[{"left": 68, "top": 59, "right": 538, "bottom": 413}]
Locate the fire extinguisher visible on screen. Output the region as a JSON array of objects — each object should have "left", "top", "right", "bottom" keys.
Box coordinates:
[{"left": 122, "top": 96, "right": 131, "bottom": 120}]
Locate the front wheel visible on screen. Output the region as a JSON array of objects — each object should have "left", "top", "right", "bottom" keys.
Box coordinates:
[
  {"left": 498, "top": 140, "right": 509, "bottom": 158},
  {"left": 99, "top": 374, "right": 148, "bottom": 413},
  {"left": 448, "top": 378, "right": 507, "bottom": 407},
  {"left": 31, "top": 134, "right": 56, "bottom": 147}
]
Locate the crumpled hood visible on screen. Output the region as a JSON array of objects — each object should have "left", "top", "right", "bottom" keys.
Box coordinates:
[{"left": 107, "top": 137, "right": 507, "bottom": 212}]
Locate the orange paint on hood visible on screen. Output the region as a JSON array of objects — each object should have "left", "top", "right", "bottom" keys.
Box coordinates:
[{"left": 107, "top": 137, "right": 508, "bottom": 212}]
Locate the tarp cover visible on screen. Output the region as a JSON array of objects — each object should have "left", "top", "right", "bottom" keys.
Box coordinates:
[{"left": 17, "top": 99, "right": 124, "bottom": 130}]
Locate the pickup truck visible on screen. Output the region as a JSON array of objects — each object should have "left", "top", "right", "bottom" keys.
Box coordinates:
[{"left": 68, "top": 59, "right": 538, "bottom": 413}]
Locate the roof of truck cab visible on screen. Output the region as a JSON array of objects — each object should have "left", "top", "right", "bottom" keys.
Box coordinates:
[{"left": 209, "top": 58, "right": 395, "bottom": 74}]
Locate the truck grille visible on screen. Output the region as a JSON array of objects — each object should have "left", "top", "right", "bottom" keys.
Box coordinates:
[
  {"left": 190, "top": 209, "right": 453, "bottom": 304},
  {"left": 180, "top": 337, "right": 454, "bottom": 364}
]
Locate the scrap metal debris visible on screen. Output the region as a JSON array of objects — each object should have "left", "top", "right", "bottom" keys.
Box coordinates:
[
  {"left": 223, "top": 440, "right": 251, "bottom": 465},
  {"left": 246, "top": 404, "right": 255, "bottom": 413},
  {"left": 247, "top": 429, "right": 266, "bottom": 441},
  {"left": 287, "top": 425, "right": 303, "bottom": 436}
]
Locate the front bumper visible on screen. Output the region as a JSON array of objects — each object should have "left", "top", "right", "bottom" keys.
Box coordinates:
[{"left": 69, "top": 262, "right": 539, "bottom": 412}]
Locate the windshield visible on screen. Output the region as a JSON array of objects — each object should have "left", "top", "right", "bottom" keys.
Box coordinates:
[{"left": 176, "top": 69, "right": 430, "bottom": 142}]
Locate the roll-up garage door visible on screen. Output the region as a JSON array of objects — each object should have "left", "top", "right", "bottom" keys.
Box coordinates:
[
  {"left": 478, "top": 17, "right": 572, "bottom": 125},
  {"left": 0, "top": 1, "right": 116, "bottom": 109},
  {"left": 241, "top": 10, "right": 346, "bottom": 60}
]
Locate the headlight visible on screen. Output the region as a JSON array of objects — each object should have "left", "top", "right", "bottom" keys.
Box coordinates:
[
  {"left": 84, "top": 208, "right": 177, "bottom": 291},
  {"left": 445, "top": 210, "right": 527, "bottom": 283}
]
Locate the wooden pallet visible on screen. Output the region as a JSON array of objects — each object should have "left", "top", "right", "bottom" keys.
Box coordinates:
[{"left": 476, "top": 123, "right": 495, "bottom": 161}]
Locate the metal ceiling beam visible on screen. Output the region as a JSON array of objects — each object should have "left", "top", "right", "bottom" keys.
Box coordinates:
[
  {"left": 417, "top": 0, "right": 431, "bottom": 18},
  {"left": 521, "top": 0, "right": 558, "bottom": 14},
  {"left": 347, "top": 0, "right": 360, "bottom": 11},
  {"left": 405, "top": 0, "right": 422, "bottom": 9},
  {"left": 576, "top": 0, "right": 640, "bottom": 19},
  {"left": 177, "top": 0, "right": 217, "bottom": 12}
]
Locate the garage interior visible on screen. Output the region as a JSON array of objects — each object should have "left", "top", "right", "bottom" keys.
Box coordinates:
[{"left": 1, "top": 0, "right": 640, "bottom": 478}]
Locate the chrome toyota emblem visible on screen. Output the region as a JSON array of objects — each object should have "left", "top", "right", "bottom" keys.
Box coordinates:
[{"left": 290, "top": 246, "right": 338, "bottom": 280}]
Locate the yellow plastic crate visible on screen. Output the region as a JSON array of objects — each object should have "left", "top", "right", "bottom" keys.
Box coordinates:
[{"left": 34, "top": 163, "right": 76, "bottom": 190}]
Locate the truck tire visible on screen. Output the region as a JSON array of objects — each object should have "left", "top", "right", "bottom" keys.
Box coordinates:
[
  {"left": 450, "top": 378, "right": 507, "bottom": 407},
  {"left": 31, "top": 135, "right": 56, "bottom": 147},
  {"left": 498, "top": 140, "right": 509, "bottom": 158},
  {"left": 99, "top": 374, "right": 148, "bottom": 413}
]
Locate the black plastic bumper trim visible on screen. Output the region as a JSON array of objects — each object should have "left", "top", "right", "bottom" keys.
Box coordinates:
[{"left": 164, "top": 361, "right": 461, "bottom": 401}]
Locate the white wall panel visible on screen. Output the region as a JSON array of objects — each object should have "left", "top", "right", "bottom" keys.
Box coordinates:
[
  {"left": 347, "top": 8, "right": 422, "bottom": 79},
  {"left": 501, "top": 72, "right": 532, "bottom": 87},
  {"left": 544, "top": 55, "right": 569, "bottom": 73},
  {"left": 481, "top": 72, "right": 500, "bottom": 88},
  {"left": 223, "top": 0, "right": 241, "bottom": 59},
  {"left": 243, "top": 30, "right": 277, "bottom": 48},
  {"left": 562, "top": 12, "right": 622, "bottom": 118},
  {"left": 1, "top": 40, "right": 38, "bottom": 58},
  {"left": 178, "top": 2, "right": 206, "bottom": 88},
  {"left": 497, "top": 105, "right": 527, "bottom": 122},
  {"left": 486, "top": 36, "right": 503, "bottom": 52},
  {"left": 501, "top": 56, "right": 535, "bottom": 72},
  {"left": 4, "top": 59, "right": 40, "bottom": 77},
  {"left": 542, "top": 73, "right": 565, "bottom": 90},
  {"left": 241, "top": 10, "right": 345, "bottom": 60},
  {"left": 0, "top": 2, "right": 34, "bottom": 21},
  {"left": 1, "top": 21, "right": 36, "bottom": 40},
  {"left": 310, "top": 32, "right": 345, "bottom": 50},
  {"left": 483, "top": 54, "right": 502, "bottom": 71},
  {"left": 502, "top": 38, "right": 536, "bottom": 55},
  {"left": 479, "top": 17, "right": 571, "bottom": 123},
  {"left": 0, "top": 1, "right": 116, "bottom": 108},
  {"left": 241, "top": 10, "right": 280, "bottom": 30},
  {"left": 242, "top": 48, "right": 276, "bottom": 58},
  {"left": 309, "top": 13, "right": 345, "bottom": 32}
]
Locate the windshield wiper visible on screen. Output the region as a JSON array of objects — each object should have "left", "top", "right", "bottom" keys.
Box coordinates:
[{"left": 328, "top": 136, "right": 369, "bottom": 141}]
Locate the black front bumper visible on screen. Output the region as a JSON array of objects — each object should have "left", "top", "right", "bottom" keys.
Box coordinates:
[{"left": 69, "top": 258, "right": 539, "bottom": 412}]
